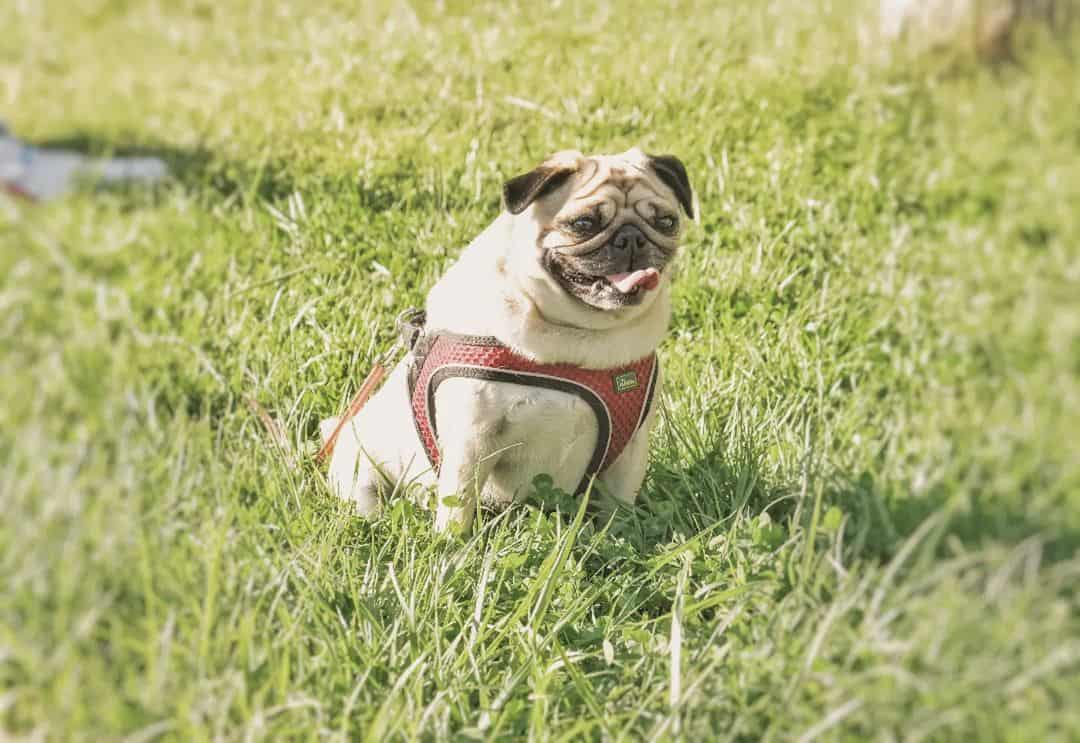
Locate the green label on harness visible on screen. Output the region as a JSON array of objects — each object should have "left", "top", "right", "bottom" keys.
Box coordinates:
[{"left": 613, "top": 370, "right": 639, "bottom": 393}]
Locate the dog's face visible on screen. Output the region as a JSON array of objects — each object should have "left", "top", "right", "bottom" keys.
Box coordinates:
[{"left": 503, "top": 148, "right": 693, "bottom": 317}]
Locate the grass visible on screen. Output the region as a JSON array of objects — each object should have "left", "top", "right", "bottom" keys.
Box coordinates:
[{"left": 2, "top": 0, "right": 1080, "bottom": 739}]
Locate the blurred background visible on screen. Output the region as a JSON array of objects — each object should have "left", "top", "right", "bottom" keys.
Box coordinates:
[{"left": 2, "top": 1, "right": 1079, "bottom": 739}]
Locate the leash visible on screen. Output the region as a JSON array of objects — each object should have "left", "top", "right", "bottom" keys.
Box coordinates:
[{"left": 314, "top": 308, "right": 426, "bottom": 463}]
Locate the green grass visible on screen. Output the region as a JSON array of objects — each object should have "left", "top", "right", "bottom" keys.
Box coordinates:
[{"left": 3, "top": 0, "right": 1080, "bottom": 739}]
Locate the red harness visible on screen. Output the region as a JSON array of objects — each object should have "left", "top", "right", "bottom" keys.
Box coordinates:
[{"left": 405, "top": 322, "right": 659, "bottom": 495}]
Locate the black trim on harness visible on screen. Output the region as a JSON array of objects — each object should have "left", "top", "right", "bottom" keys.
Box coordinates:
[
  {"left": 426, "top": 365, "right": 612, "bottom": 496},
  {"left": 640, "top": 359, "right": 659, "bottom": 430}
]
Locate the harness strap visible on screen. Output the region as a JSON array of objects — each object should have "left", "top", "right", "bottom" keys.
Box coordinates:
[{"left": 406, "top": 318, "right": 658, "bottom": 495}]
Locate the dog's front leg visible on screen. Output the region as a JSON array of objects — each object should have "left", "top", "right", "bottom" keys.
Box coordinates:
[
  {"left": 432, "top": 381, "right": 502, "bottom": 534},
  {"left": 597, "top": 422, "right": 650, "bottom": 506},
  {"left": 434, "top": 441, "right": 497, "bottom": 534},
  {"left": 598, "top": 373, "right": 661, "bottom": 510}
]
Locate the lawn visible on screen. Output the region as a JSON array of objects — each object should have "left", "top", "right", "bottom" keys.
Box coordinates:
[{"left": 2, "top": 0, "right": 1079, "bottom": 739}]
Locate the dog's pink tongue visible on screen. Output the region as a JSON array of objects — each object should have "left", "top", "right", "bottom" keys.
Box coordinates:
[{"left": 607, "top": 268, "right": 660, "bottom": 293}]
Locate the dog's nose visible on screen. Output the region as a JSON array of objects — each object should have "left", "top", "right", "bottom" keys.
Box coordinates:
[{"left": 611, "top": 224, "right": 646, "bottom": 252}]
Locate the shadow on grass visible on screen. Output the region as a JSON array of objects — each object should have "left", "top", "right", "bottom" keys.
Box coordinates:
[
  {"left": 860, "top": 476, "right": 1080, "bottom": 564},
  {"left": 27, "top": 131, "right": 298, "bottom": 203},
  {"left": 627, "top": 442, "right": 1080, "bottom": 566},
  {"left": 26, "top": 130, "right": 499, "bottom": 215}
]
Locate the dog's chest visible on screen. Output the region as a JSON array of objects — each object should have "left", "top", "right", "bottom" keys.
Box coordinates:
[{"left": 434, "top": 377, "right": 597, "bottom": 498}]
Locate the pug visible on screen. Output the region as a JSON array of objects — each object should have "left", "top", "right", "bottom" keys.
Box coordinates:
[{"left": 322, "top": 148, "right": 693, "bottom": 533}]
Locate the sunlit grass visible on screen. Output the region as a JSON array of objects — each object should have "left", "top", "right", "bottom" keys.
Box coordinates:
[{"left": 2, "top": 0, "right": 1079, "bottom": 738}]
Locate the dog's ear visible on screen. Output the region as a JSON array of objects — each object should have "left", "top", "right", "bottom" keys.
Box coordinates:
[
  {"left": 647, "top": 154, "right": 694, "bottom": 219},
  {"left": 503, "top": 159, "right": 578, "bottom": 215}
]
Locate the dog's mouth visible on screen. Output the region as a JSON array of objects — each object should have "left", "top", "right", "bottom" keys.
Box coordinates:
[
  {"left": 547, "top": 258, "right": 663, "bottom": 308},
  {"left": 605, "top": 268, "right": 661, "bottom": 293}
]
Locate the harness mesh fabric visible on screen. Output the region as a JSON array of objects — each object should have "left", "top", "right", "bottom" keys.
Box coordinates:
[{"left": 409, "top": 332, "right": 658, "bottom": 495}]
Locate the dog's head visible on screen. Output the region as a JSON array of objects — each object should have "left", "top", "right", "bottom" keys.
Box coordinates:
[{"left": 503, "top": 148, "right": 693, "bottom": 319}]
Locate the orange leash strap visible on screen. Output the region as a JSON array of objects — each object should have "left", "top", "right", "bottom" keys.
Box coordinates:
[
  {"left": 315, "top": 309, "right": 423, "bottom": 464},
  {"left": 314, "top": 362, "right": 387, "bottom": 463}
]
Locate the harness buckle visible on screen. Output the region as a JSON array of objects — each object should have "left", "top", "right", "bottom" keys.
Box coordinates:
[{"left": 395, "top": 307, "right": 427, "bottom": 352}]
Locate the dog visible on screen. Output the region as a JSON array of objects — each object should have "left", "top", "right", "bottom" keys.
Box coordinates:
[{"left": 321, "top": 148, "right": 693, "bottom": 533}]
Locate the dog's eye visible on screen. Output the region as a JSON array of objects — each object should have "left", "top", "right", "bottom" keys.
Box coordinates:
[
  {"left": 655, "top": 215, "right": 678, "bottom": 232},
  {"left": 569, "top": 215, "right": 598, "bottom": 234}
]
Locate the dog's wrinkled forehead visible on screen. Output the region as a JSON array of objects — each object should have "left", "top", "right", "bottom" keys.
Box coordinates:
[
  {"left": 566, "top": 149, "right": 670, "bottom": 206},
  {"left": 504, "top": 147, "right": 693, "bottom": 221},
  {"left": 589, "top": 147, "right": 653, "bottom": 175}
]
